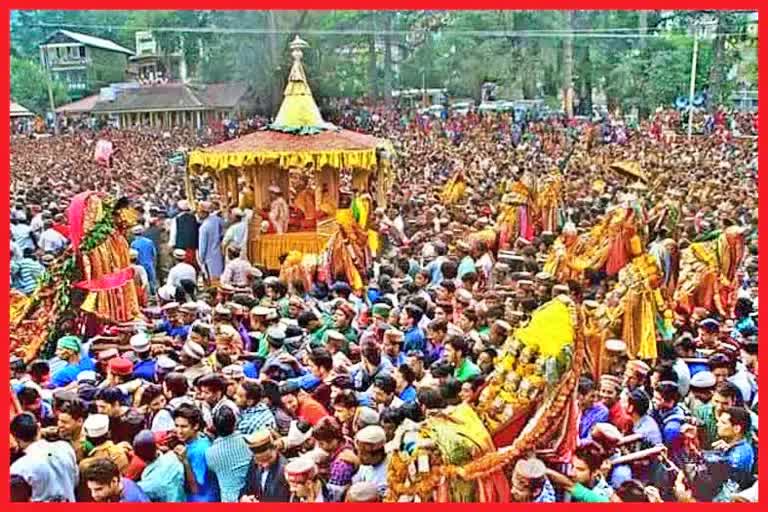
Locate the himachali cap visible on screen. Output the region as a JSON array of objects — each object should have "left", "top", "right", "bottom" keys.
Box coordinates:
[
  {"left": 245, "top": 429, "right": 274, "bottom": 451},
  {"left": 223, "top": 364, "right": 245, "bottom": 380},
  {"left": 172, "top": 249, "right": 187, "bottom": 259},
  {"left": 161, "top": 302, "right": 180, "bottom": 312},
  {"left": 266, "top": 309, "right": 280, "bottom": 321},
  {"left": 288, "top": 296, "right": 305, "bottom": 308},
  {"left": 384, "top": 328, "right": 404, "bottom": 341},
  {"left": 84, "top": 414, "right": 110, "bottom": 438},
  {"left": 156, "top": 355, "right": 179, "bottom": 372},
  {"left": 356, "top": 407, "right": 380, "bottom": 428},
  {"left": 218, "top": 283, "right": 236, "bottom": 295},
  {"left": 98, "top": 348, "right": 119, "bottom": 362},
  {"left": 535, "top": 272, "right": 553, "bottom": 282},
  {"left": 214, "top": 304, "right": 232, "bottom": 317},
  {"left": 494, "top": 320, "right": 512, "bottom": 333},
  {"left": 456, "top": 289, "right": 473, "bottom": 304},
  {"left": 130, "top": 333, "right": 151, "bottom": 353},
  {"left": 599, "top": 374, "right": 622, "bottom": 391},
  {"left": 605, "top": 339, "right": 627, "bottom": 354},
  {"left": 267, "top": 327, "right": 287, "bottom": 341},
  {"left": 182, "top": 340, "right": 206, "bottom": 361},
  {"left": 158, "top": 285, "right": 176, "bottom": 302},
  {"left": 284, "top": 457, "right": 318, "bottom": 484},
  {"left": 626, "top": 359, "right": 650, "bottom": 377},
  {"left": 371, "top": 303, "right": 392, "bottom": 318},
  {"left": 326, "top": 330, "right": 346, "bottom": 342},
  {"left": 336, "top": 301, "right": 356, "bottom": 319},
  {"left": 700, "top": 318, "right": 721, "bottom": 333},
  {"left": 57, "top": 335, "right": 82, "bottom": 353},
  {"left": 355, "top": 425, "right": 386, "bottom": 448},
  {"left": 514, "top": 458, "right": 547, "bottom": 480},
  {"left": 690, "top": 371, "right": 716, "bottom": 389},
  {"left": 76, "top": 370, "right": 98, "bottom": 384},
  {"left": 250, "top": 306, "right": 272, "bottom": 317},
  {"left": 180, "top": 302, "right": 199, "bottom": 314},
  {"left": 346, "top": 482, "right": 380, "bottom": 502},
  {"left": 108, "top": 358, "right": 134, "bottom": 377},
  {"left": 552, "top": 284, "right": 570, "bottom": 295}
]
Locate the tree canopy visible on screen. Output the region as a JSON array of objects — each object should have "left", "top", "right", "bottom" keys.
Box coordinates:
[{"left": 10, "top": 10, "right": 757, "bottom": 117}]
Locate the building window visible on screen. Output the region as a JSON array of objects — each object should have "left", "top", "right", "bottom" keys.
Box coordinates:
[{"left": 79, "top": 46, "right": 86, "bottom": 58}]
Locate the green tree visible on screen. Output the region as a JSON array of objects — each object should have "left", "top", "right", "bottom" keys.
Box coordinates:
[{"left": 11, "top": 56, "right": 69, "bottom": 114}]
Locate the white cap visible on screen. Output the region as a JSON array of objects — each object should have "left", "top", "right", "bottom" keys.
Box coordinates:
[
  {"left": 158, "top": 284, "right": 176, "bottom": 301},
  {"left": 84, "top": 414, "right": 110, "bottom": 438},
  {"left": 76, "top": 370, "right": 98, "bottom": 384},
  {"left": 182, "top": 340, "right": 206, "bottom": 361},
  {"left": 129, "top": 332, "right": 151, "bottom": 353}
]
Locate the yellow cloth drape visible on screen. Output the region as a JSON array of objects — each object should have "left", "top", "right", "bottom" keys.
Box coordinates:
[
  {"left": 249, "top": 231, "right": 330, "bottom": 270},
  {"left": 188, "top": 148, "right": 379, "bottom": 175}
]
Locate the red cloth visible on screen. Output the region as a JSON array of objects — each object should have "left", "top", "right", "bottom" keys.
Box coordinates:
[
  {"left": 297, "top": 396, "right": 330, "bottom": 426},
  {"left": 608, "top": 401, "right": 634, "bottom": 434}
]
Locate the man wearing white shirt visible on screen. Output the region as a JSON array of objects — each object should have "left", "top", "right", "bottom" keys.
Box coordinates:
[
  {"left": 39, "top": 220, "right": 69, "bottom": 254},
  {"left": 166, "top": 248, "right": 197, "bottom": 289},
  {"left": 10, "top": 412, "right": 78, "bottom": 502}
]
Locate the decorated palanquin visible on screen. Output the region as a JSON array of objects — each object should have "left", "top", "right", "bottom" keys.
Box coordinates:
[
  {"left": 440, "top": 169, "right": 467, "bottom": 206},
  {"left": 534, "top": 170, "right": 563, "bottom": 234},
  {"left": 10, "top": 193, "right": 140, "bottom": 361},
  {"left": 186, "top": 36, "right": 394, "bottom": 271},
  {"left": 596, "top": 254, "right": 669, "bottom": 361},
  {"left": 544, "top": 204, "right": 645, "bottom": 281},
  {"left": 497, "top": 180, "right": 534, "bottom": 248},
  {"left": 674, "top": 226, "right": 747, "bottom": 317},
  {"left": 386, "top": 296, "right": 584, "bottom": 502}
]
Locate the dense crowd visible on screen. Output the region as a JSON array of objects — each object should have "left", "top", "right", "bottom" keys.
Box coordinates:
[{"left": 9, "top": 104, "right": 759, "bottom": 503}]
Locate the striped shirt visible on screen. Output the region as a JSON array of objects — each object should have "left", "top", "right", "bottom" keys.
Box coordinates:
[
  {"left": 236, "top": 403, "right": 276, "bottom": 436},
  {"left": 11, "top": 258, "right": 44, "bottom": 295},
  {"left": 205, "top": 433, "right": 252, "bottom": 503}
]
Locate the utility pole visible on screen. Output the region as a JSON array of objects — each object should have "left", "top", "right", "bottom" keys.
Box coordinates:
[
  {"left": 687, "top": 23, "right": 700, "bottom": 140},
  {"left": 46, "top": 70, "right": 59, "bottom": 135}
]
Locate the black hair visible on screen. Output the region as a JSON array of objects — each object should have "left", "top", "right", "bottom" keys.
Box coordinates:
[
  {"left": 578, "top": 376, "right": 596, "bottom": 395},
  {"left": 446, "top": 336, "right": 471, "bottom": 358},
  {"left": 373, "top": 374, "right": 397, "bottom": 395},
  {"left": 17, "top": 387, "right": 40, "bottom": 406},
  {"left": 417, "top": 387, "right": 446, "bottom": 410},
  {"left": 81, "top": 458, "right": 120, "bottom": 485},
  {"left": 628, "top": 388, "right": 651, "bottom": 417},
  {"left": 240, "top": 380, "right": 264, "bottom": 404},
  {"left": 573, "top": 440, "right": 607, "bottom": 473},
  {"left": 615, "top": 480, "right": 649, "bottom": 502},
  {"left": 10, "top": 413, "right": 38, "bottom": 443},
  {"left": 213, "top": 406, "right": 237, "bottom": 436},
  {"left": 332, "top": 389, "right": 358, "bottom": 409},
  {"left": 309, "top": 348, "right": 333, "bottom": 372},
  {"left": 654, "top": 381, "right": 680, "bottom": 403},
  {"left": 164, "top": 372, "right": 189, "bottom": 398},
  {"left": 722, "top": 406, "right": 751, "bottom": 435},
  {"left": 197, "top": 374, "right": 227, "bottom": 394},
  {"left": 94, "top": 387, "right": 124, "bottom": 405},
  {"left": 397, "top": 364, "right": 416, "bottom": 385},
  {"left": 439, "top": 377, "right": 462, "bottom": 405},
  {"left": 380, "top": 407, "right": 405, "bottom": 428},
  {"left": 173, "top": 403, "right": 204, "bottom": 430}
]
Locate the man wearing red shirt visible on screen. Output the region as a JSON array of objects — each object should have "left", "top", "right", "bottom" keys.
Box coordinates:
[
  {"left": 599, "top": 374, "right": 633, "bottom": 434},
  {"left": 280, "top": 384, "right": 329, "bottom": 426}
]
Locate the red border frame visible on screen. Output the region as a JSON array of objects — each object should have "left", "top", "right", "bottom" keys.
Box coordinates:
[{"left": 2, "top": 2, "right": 765, "bottom": 510}]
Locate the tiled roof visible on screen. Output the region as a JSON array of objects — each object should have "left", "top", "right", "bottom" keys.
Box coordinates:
[
  {"left": 48, "top": 30, "right": 134, "bottom": 55},
  {"left": 91, "top": 82, "right": 250, "bottom": 113}
]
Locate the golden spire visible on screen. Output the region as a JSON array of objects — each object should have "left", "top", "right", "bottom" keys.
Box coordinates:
[{"left": 271, "top": 35, "right": 328, "bottom": 132}]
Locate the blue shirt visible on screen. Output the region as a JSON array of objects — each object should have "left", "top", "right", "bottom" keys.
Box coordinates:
[
  {"left": 120, "top": 478, "right": 150, "bottom": 502},
  {"left": 138, "top": 452, "right": 187, "bottom": 502},
  {"left": 384, "top": 352, "right": 407, "bottom": 369},
  {"left": 159, "top": 320, "right": 190, "bottom": 340},
  {"left": 130, "top": 236, "right": 157, "bottom": 270},
  {"left": 724, "top": 439, "right": 755, "bottom": 485},
  {"left": 403, "top": 326, "right": 426, "bottom": 353},
  {"left": 243, "top": 360, "right": 261, "bottom": 379},
  {"left": 399, "top": 385, "right": 417, "bottom": 403},
  {"left": 187, "top": 435, "right": 219, "bottom": 502},
  {"left": 133, "top": 358, "right": 157, "bottom": 382},
  {"left": 285, "top": 372, "right": 321, "bottom": 392},
  {"left": 49, "top": 357, "right": 95, "bottom": 388}
]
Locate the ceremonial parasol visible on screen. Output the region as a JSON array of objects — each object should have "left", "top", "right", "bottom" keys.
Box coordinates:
[{"left": 610, "top": 160, "right": 648, "bottom": 183}]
